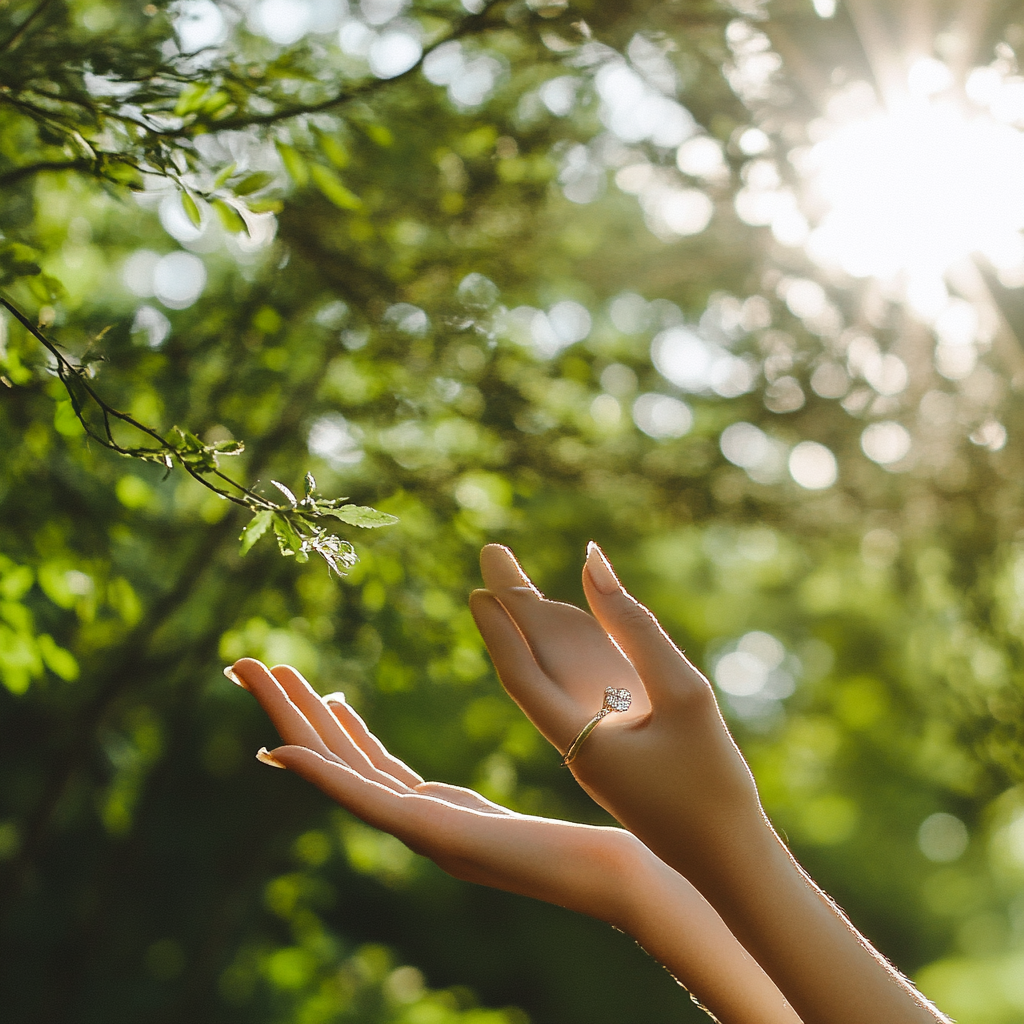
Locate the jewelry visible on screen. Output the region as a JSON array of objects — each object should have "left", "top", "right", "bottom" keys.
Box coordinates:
[{"left": 561, "top": 687, "right": 632, "bottom": 766}]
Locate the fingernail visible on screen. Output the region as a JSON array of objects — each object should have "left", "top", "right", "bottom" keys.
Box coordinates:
[
  {"left": 500, "top": 546, "right": 542, "bottom": 594},
  {"left": 585, "top": 542, "right": 621, "bottom": 595},
  {"left": 224, "top": 665, "right": 248, "bottom": 689},
  {"left": 323, "top": 691, "right": 346, "bottom": 705},
  {"left": 256, "top": 747, "right": 287, "bottom": 769}
]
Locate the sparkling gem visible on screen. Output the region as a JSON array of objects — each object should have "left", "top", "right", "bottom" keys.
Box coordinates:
[{"left": 603, "top": 687, "right": 632, "bottom": 712}]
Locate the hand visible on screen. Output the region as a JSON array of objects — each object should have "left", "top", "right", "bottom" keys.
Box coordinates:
[
  {"left": 469, "top": 544, "right": 948, "bottom": 1024},
  {"left": 229, "top": 657, "right": 803, "bottom": 1024},
  {"left": 468, "top": 543, "right": 767, "bottom": 896},
  {"left": 228, "top": 657, "right": 638, "bottom": 920}
]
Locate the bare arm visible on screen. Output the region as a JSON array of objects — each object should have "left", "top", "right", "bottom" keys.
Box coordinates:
[
  {"left": 469, "top": 543, "right": 949, "bottom": 1024},
  {"left": 229, "top": 657, "right": 802, "bottom": 1024}
]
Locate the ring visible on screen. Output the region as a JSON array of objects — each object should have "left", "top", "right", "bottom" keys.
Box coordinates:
[{"left": 561, "top": 687, "right": 632, "bottom": 766}]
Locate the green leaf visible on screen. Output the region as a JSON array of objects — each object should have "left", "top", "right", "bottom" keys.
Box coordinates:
[
  {"left": 0, "top": 600, "right": 31, "bottom": 631},
  {"left": 363, "top": 124, "right": 394, "bottom": 147},
  {"left": 181, "top": 191, "right": 202, "bottom": 228},
  {"left": 239, "top": 510, "right": 273, "bottom": 555},
  {"left": 327, "top": 504, "right": 399, "bottom": 528},
  {"left": 232, "top": 171, "right": 275, "bottom": 196},
  {"left": 174, "top": 81, "right": 210, "bottom": 116},
  {"left": 271, "top": 480, "right": 298, "bottom": 506},
  {"left": 102, "top": 161, "right": 144, "bottom": 189},
  {"left": 0, "top": 565, "right": 33, "bottom": 601},
  {"left": 172, "top": 427, "right": 205, "bottom": 452},
  {"left": 54, "top": 399, "right": 85, "bottom": 437},
  {"left": 212, "top": 199, "right": 248, "bottom": 235},
  {"left": 245, "top": 198, "right": 284, "bottom": 214},
  {"left": 272, "top": 514, "right": 304, "bottom": 557},
  {"left": 309, "top": 164, "right": 362, "bottom": 211},
  {"left": 0, "top": 258, "right": 41, "bottom": 281},
  {"left": 37, "top": 634, "right": 79, "bottom": 681},
  {"left": 304, "top": 472, "right": 317, "bottom": 497},
  {"left": 202, "top": 90, "right": 231, "bottom": 116},
  {"left": 275, "top": 142, "right": 309, "bottom": 187},
  {"left": 28, "top": 274, "right": 65, "bottom": 303},
  {"left": 314, "top": 129, "right": 350, "bottom": 168},
  {"left": 213, "top": 162, "right": 237, "bottom": 188}
]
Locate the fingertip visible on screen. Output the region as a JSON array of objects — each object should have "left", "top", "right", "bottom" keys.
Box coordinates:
[
  {"left": 270, "top": 664, "right": 306, "bottom": 685},
  {"left": 480, "top": 544, "right": 540, "bottom": 594},
  {"left": 481, "top": 542, "right": 513, "bottom": 559},
  {"left": 479, "top": 544, "right": 507, "bottom": 577},
  {"left": 469, "top": 587, "right": 498, "bottom": 608},
  {"left": 584, "top": 542, "right": 622, "bottom": 597},
  {"left": 223, "top": 665, "right": 247, "bottom": 689},
  {"left": 231, "top": 658, "right": 273, "bottom": 688},
  {"left": 323, "top": 691, "right": 346, "bottom": 705},
  {"left": 233, "top": 657, "right": 268, "bottom": 672},
  {"left": 256, "top": 746, "right": 288, "bottom": 769}
]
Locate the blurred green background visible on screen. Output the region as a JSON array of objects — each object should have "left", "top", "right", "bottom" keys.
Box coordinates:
[{"left": 2, "top": 0, "right": 1024, "bottom": 1021}]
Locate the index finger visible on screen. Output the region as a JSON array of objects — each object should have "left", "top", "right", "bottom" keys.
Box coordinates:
[
  {"left": 478, "top": 545, "right": 649, "bottom": 718},
  {"left": 469, "top": 589, "right": 577, "bottom": 750},
  {"left": 582, "top": 544, "right": 713, "bottom": 711},
  {"left": 230, "top": 658, "right": 337, "bottom": 759}
]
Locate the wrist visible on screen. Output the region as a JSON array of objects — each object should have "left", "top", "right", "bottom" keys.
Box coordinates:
[
  {"left": 596, "top": 829, "right": 653, "bottom": 934},
  {"left": 613, "top": 798, "right": 779, "bottom": 908}
]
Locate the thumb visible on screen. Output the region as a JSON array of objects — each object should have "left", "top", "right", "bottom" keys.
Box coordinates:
[{"left": 581, "top": 542, "right": 711, "bottom": 709}]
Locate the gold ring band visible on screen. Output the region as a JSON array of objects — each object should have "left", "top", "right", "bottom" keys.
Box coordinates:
[{"left": 561, "top": 687, "right": 632, "bottom": 766}]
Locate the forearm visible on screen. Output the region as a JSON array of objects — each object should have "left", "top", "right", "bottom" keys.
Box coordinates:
[
  {"left": 470, "top": 545, "right": 948, "bottom": 1023},
  {"left": 455, "top": 822, "right": 801, "bottom": 1023},
  {"left": 616, "top": 834, "right": 803, "bottom": 1024},
  {"left": 635, "top": 817, "right": 948, "bottom": 1024}
]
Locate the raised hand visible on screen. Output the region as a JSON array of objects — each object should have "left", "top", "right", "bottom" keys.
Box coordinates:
[
  {"left": 469, "top": 544, "right": 948, "bottom": 1024},
  {"left": 229, "top": 657, "right": 803, "bottom": 1024},
  {"left": 468, "top": 543, "right": 765, "bottom": 886}
]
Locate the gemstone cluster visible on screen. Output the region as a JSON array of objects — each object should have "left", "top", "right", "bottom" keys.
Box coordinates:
[{"left": 602, "top": 687, "right": 632, "bottom": 713}]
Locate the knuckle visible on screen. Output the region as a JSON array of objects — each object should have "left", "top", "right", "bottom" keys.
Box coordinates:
[
  {"left": 615, "top": 596, "right": 659, "bottom": 633},
  {"left": 665, "top": 671, "right": 717, "bottom": 712}
]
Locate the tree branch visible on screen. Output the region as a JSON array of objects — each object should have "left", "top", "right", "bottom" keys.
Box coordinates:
[
  {"left": 0, "top": 0, "right": 57, "bottom": 54},
  {"left": 0, "top": 159, "right": 94, "bottom": 187}
]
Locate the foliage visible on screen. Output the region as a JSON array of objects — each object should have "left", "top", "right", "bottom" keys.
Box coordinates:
[{"left": 2, "top": 0, "right": 1024, "bottom": 1022}]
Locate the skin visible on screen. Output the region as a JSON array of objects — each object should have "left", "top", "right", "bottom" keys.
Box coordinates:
[
  {"left": 467, "top": 542, "right": 950, "bottom": 1024},
  {"left": 229, "top": 658, "right": 802, "bottom": 1024}
]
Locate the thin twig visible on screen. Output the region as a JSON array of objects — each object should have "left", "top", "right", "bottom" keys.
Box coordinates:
[
  {"left": 0, "top": 0, "right": 57, "bottom": 54},
  {"left": 0, "top": 294, "right": 269, "bottom": 510}
]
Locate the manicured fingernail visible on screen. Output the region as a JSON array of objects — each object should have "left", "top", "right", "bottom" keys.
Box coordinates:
[
  {"left": 224, "top": 665, "right": 248, "bottom": 689},
  {"left": 256, "top": 747, "right": 287, "bottom": 769},
  {"left": 585, "top": 542, "right": 621, "bottom": 595},
  {"left": 323, "top": 691, "right": 346, "bottom": 705},
  {"left": 501, "top": 547, "right": 542, "bottom": 593}
]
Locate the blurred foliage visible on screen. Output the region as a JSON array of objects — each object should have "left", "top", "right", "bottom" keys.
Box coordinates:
[{"left": 2, "top": 0, "right": 1024, "bottom": 1022}]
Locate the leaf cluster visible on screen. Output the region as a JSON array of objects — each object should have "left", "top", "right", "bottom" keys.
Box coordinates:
[{"left": 240, "top": 474, "right": 398, "bottom": 576}]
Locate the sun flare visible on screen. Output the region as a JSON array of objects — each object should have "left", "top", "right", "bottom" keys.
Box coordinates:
[
  {"left": 794, "top": 54, "right": 1024, "bottom": 300},
  {"left": 804, "top": 98, "right": 1024, "bottom": 285}
]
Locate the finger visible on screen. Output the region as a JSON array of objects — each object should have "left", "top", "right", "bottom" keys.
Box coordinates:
[
  {"left": 581, "top": 543, "right": 711, "bottom": 707},
  {"left": 263, "top": 745, "right": 422, "bottom": 838},
  {"left": 322, "top": 693, "right": 424, "bottom": 787},
  {"left": 478, "top": 545, "right": 564, "bottom": 671},
  {"left": 231, "top": 658, "right": 337, "bottom": 758},
  {"left": 479, "top": 543, "right": 543, "bottom": 596},
  {"left": 269, "top": 665, "right": 411, "bottom": 788},
  {"left": 477, "top": 547, "right": 649, "bottom": 717},
  {"left": 414, "top": 781, "right": 515, "bottom": 816},
  {"left": 469, "top": 589, "right": 576, "bottom": 748}
]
